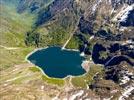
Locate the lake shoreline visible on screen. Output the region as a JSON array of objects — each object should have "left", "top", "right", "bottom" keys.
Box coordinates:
[{"left": 25, "top": 46, "right": 88, "bottom": 79}]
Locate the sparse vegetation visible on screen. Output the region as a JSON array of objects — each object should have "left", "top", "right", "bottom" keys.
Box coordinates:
[
  {"left": 0, "top": 4, "right": 35, "bottom": 47},
  {"left": 0, "top": 47, "right": 34, "bottom": 70},
  {"left": 25, "top": 31, "right": 40, "bottom": 47},
  {"left": 0, "top": 4, "right": 35, "bottom": 70},
  {"left": 48, "top": 27, "right": 70, "bottom": 46},
  {"left": 66, "top": 35, "right": 81, "bottom": 49},
  {"left": 29, "top": 67, "right": 41, "bottom": 72},
  {"left": 71, "top": 64, "right": 103, "bottom": 88},
  {"left": 42, "top": 75, "right": 65, "bottom": 86},
  {"left": 99, "top": 51, "right": 108, "bottom": 60}
]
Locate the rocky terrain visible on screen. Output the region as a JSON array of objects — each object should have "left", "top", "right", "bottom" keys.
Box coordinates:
[{"left": 0, "top": 0, "right": 134, "bottom": 100}]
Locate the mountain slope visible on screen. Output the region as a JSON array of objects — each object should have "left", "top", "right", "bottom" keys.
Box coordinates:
[
  {"left": 0, "top": 0, "right": 134, "bottom": 100},
  {"left": 0, "top": 4, "right": 35, "bottom": 47}
]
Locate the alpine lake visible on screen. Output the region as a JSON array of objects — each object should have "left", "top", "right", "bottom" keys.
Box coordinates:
[{"left": 27, "top": 47, "right": 86, "bottom": 78}]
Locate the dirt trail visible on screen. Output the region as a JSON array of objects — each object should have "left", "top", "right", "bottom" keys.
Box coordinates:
[
  {"left": 62, "top": 17, "right": 81, "bottom": 50},
  {"left": 0, "top": 45, "right": 19, "bottom": 50},
  {"left": 62, "top": 34, "right": 73, "bottom": 50}
]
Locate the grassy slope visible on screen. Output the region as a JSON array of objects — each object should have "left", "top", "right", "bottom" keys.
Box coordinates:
[
  {"left": 29, "top": 67, "right": 65, "bottom": 86},
  {"left": 0, "top": 4, "right": 65, "bottom": 86},
  {"left": 0, "top": 4, "right": 35, "bottom": 69},
  {"left": 71, "top": 64, "right": 103, "bottom": 88},
  {"left": 0, "top": 4, "right": 35, "bottom": 47},
  {"left": 66, "top": 35, "right": 82, "bottom": 49},
  {"left": 0, "top": 64, "right": 56, "bottom": 99}
]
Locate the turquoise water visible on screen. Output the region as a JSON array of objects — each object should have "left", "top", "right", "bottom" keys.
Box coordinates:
[{"left": 27, "top": 47, "right": 86, "bottom": 78}]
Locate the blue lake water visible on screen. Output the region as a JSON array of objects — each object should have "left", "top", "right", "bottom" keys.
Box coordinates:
[{"left": 27, "top": 47, "right": 86, "bottom": 78}]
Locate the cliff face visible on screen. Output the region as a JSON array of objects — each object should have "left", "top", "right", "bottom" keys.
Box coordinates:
[{"left": 34, "top": 0, "right": 134, "bottom": 30}]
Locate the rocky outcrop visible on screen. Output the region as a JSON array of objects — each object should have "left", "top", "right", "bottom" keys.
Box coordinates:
[
  {"left": 17, "top": 0, "right": 53, "bottom": 13},
  {"left": 90, "top": 79, "right": 121, "bottom": 99},
  {"left": 36, "top": 0, "right": 76, "bottom": 26},
  {"left": 120, "top": 8, "right": 134, "bottom": 27},
  {"left": 3, "top": 0, "right": 133, "bottom": 32},
  {"left": 105, "top": 62, "right": 134, "bottom": 84},
  {"left": 78, "top": 16, "right": 94, "bottom": 35}
]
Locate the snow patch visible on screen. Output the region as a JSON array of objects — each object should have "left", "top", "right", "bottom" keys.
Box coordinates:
[
  {"left": 89, "top": 36, "right": 94, "bottom": 40},
  {"left": 103, "top": 96, "right": 113, "bottom": 100},
  {"left": 92, "top": 0, "right": 102, "bottom": 13},
  {"left": 112, "top": 4, "right": 134, "bottom": 22},
  {"left": 119, "top": 5, "right": 134, "bottom": 22},
  {"left": 69, "top": 90, "right": 84, "bottom": 100},
  {"left": 119, "top": 86, "right": 134, "bottom": 100},
  {"left": 120, "top": 76, "right": 130, "bottom": 85},
  {"left": 41, "top": 86, "right": 44, "bottom": 90},
  {"left": 85, "top": 99, "right": 91, "bottom": 100},
  {"left": 120, "top": 71, "right": 133, "bottom": 85},
  {"left": 80, "top": 52, "right": 85, "bottom": 56},
  {"left": 52, "top": 96, "right": 60, "bottom": 100}
]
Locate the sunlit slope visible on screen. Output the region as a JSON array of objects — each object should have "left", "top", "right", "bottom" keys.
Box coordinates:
[
  {"left": 0, "top": 4, "right": 35, "bottom": 47},
  {"left": 0, "top": 4, "right": 35, "bottom": 69}
]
